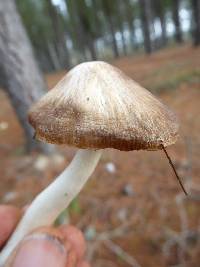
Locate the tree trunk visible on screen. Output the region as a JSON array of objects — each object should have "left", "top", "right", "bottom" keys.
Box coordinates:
[
  {"left": 47, "top": 42, "right": 62, "bottom": 70},
  {"left": 66, "top": 0, "right": 88, "bottom": 62},
  {"left": 59, "top": 39, "right": 72, "bottom": 69},
  {"left": 192, "top": 0, "right": 200, "bottom": 46},
  {"left": 0, "top": 0, "right": 53, "bottom": 153},
  {"left": 172, "top": 0, "right": 183, "bottom": 43},
  {"left": 125, "top": 0, "right": 137, "bottom": 51},
  {"left": 160, "top": 11, "right": 167, "bottom": 46},
  {"left": 36, "top": 48, "right": 54, "bottom": 73},
  {"left": 120, "top": 27, "right": 127, "bottom": 56},
  {"left": 155, "top": 0, "right": 167, "bottom": 46},
  {"left": 46, "top": 0, "right": 71, "bottom": 69},
  {"left": 128, "top": 22, "right": 137, "bottom": 51},
  {"left": 139, "top": 0, "right": 152, "bottom": 54},
  {"left": 117, "top": 8, "right": 127, "bottom": 56},
  {"left": 107, "top": 15, "right": 119, "bottom": 58},
  {"left": 0, "top": 64, "right": 7, "bottom": 89},
  {"left": 87, "top": 35, "right": 97, "bottom": 60}
]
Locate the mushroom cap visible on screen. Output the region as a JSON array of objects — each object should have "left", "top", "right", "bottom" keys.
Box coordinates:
[{"left": 29, "top": 61, "right": 179, "bottom": 151}]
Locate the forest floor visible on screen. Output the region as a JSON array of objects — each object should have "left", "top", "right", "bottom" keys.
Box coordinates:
[{"left": 0, "top": 45, "right": 200, "bottom": 267}]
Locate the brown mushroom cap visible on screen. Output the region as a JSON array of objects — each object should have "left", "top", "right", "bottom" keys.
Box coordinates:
[{"left": 29, "top": 61, "right": 179, "bottom": 151}]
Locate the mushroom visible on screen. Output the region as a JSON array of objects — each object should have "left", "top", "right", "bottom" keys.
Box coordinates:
[{"left": 0, "top": 61, "right": 183, "bottom": 264}]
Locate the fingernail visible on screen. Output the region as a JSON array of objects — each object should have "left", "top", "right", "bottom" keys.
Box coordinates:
[{"left": 10, "top": 233, "right": 67, "bottom": 267}]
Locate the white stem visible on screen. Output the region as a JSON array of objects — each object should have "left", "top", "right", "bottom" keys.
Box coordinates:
[{"left": 0, "top": 149, "right": 102, "bottom": 265}]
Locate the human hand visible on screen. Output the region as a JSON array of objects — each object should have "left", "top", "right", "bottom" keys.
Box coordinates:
[{"left": 0, "top": 205, "right": 90, "bottom": 267}]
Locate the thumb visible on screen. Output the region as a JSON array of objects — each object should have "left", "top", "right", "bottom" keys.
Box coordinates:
[{"left": 6, "top": 227, "right": 76, "bottom": 267}]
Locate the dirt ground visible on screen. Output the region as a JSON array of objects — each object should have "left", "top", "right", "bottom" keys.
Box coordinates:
[{"left": 0, "top": 45, "right": 200, "bottom": 267}]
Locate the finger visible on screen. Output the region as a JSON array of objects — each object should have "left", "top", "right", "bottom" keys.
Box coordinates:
[
  {"left": 6, "top": 225, "right": 87, "bottom": 267},
  {"left": 0, "top": 205, "right": 21, "bottom": 248},
  {"left": 59, "top": 225, "right": 86, "bottom": 262},
  {"left": 7, "top": 227, "right": 69, "bottom": 267},
  {"left": 65, "top": 250, "right": 77, "bottom": 267}
]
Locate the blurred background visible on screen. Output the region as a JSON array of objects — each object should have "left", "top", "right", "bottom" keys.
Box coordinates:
[{"left": 0, "top": 0, "right": 200, "bottom": 266}]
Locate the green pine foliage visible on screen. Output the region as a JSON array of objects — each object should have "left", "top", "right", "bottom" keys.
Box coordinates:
[{"left": 16, "top": 0, "right": 200, "bottom": 71}]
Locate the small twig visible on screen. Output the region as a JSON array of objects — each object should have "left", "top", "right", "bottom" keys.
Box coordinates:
[
  {"left": 162, "top": 238, "right": 178, "bottom": 258},
  {"left": 97, "top": 221, "right": 132, "bottom": 241},
  {"left": 87, "top": 240, "right": 100, "bottom": 262},
  {"left": 86, "top": 221, "right": 138, "bottom": 265},
  {"left": 104, "top": 239, "right": 141, "bottom": 267},
  {"left": 162, "top": 145, "right": 188, "bottom": 195}
]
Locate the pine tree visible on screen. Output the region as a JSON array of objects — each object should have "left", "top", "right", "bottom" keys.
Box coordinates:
[
  {"left": 102, "top": 0, "right": 119, "bottom": 58},
  {"left": 172, "top": 0, "right": 183, "bottom": 43},
  {"left": 191, "top": 0, "right": 200, "bottom": 46},
  {"left": 139, "top": 0, "right": 153, "bottom": 53},
  {"left": 0, "top": 0, "right": 53, "bottom": 153}
]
